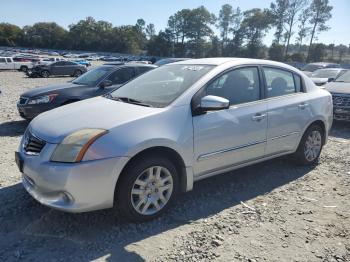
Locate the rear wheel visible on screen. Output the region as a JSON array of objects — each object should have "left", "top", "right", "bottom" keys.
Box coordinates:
[
  {"left": 115, "top": 156, "right": 179, "bottom": 222},
  {"left": 20, "top": 66, "right": 28, "bottom": 72},
  {"left": 41, "top": 70, "right": 50, "bottom": 78},
  {"left": 293, "top": 124, "right": 324, "bottom": 165}
]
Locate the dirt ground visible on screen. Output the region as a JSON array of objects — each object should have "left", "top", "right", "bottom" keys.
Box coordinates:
[{"left": 0, "top": 70, "right": 349, "bottom": 262}]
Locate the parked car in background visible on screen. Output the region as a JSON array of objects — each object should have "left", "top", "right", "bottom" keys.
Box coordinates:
[
  {"left": 71, "top": 59, "right": 91, "bottom": 67},
  {"left": 16, "top": 58, "right": 332, "bottom": 221},
  {"left": 26, "top": 61, "right": 87, "bottom": 78},
  {"left": 309, "top": 68, "right": 348, "bottom": 86},
  {"left": 0, "top": 57, "right": 34, "bottom": 72},
  {"left": 36, "top": 57, "right": 66, "bottom": 65},
  {"left": 17, "top": 63, "right": 156, "bottom": 119},
  {"left": 154, "top": 58, "right": 191, "bottom": 66},
  {"left": 301, "top": 62, "right": 340, "bottom": 76},
  {"left": 324, "top": 70, "right": 350, "bottom": 121}
]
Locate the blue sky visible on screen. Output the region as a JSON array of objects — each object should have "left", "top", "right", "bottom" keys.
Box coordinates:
[{"left": 1, "top": 0, "right": 349, "bottom": 45}]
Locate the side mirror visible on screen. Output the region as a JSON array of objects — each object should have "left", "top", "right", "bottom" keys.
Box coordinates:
[
  {"left": 200, "top": 95, "right": 230, "bottom": 111},
  {"left": 100, "top": 80, "right": 113, "bottom": 88},
  {"left": 328, "top": 77, "right": 334, "bottom": 82}
]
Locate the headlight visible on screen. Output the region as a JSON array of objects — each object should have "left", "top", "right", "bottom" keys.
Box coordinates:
[
  {"left": 50, "top": 129, "right": 108, "bottom": 163},
  {"left": 28, "top": 94, "right": 58, "bottom": 105}
]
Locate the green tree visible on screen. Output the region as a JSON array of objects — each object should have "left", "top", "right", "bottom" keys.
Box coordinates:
[
  {"left": 269, "top": 43, "right": 285, "bottom": 61},
  {"left": 241, "top": 8, "right": 272, "bottom": 58},
  {"left": 308, "top": 43, "right": 326, "bottom": 61},
  {"left": 284, "top": 0, "right": 307, "bottom": 57},
  {"left": 269, "top": 0, "right": 289, "bottom": 44},
  {"left": 23, "top": 22, "right": 68, "bottom": 49},
  {"left": 146, "top": 23, "right": 156, "bottom": 39},
  {"left": 218, "top": 4, "right": 234, "bottom": 51},
  {"left": 296, "top": 7, "right": 311, "bottom": 51},
  {"left": 0, "top": 23, "right": 23, "bottom": 46},
  {"left": 307, "top": 0, "right": 333, "bottom": 61}
]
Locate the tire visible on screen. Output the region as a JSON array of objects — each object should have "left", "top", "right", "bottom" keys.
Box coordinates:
[
  {"left": 73, "top": 70, "right": 82, "bottom": 77},
  {"left": 20, "top": 66, "right": 28, "bottom": 72},
  {"left": 41, "top": 70, "right": 50, "bottom": 78},
  {"left": 293, "top": 124, "right": 324, "bottom": 165},
  {"left": 115, "top": 156, "right": 179, "bottom": 222}
]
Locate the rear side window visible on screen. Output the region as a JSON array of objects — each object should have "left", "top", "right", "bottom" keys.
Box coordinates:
[
  {"left": 206, "top": 67, "right": 260, "bottom": 105},
  {"left": 0, "top": 58, "right": 6, "bottom": 63},
  {"left": 263, "top": 67, "right": 299, "bottom": 98},
  {"left": 137, "top": 67, "right": 152, "bottom": 75},
  {"left": 107, "top": 67, "right": 135, "bottom": 85}
]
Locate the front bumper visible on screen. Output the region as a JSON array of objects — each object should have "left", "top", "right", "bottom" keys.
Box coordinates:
[
  {"left": 17, "top": 103, "right": 57, "bottom": 120},
  {"left": 18, "top": 141, "right": 129, "bottom": 212}
]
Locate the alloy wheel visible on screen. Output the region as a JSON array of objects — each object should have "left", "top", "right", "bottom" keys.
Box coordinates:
[
  {"left": 304, "top": 130, "right": 322, "bottom": 162},
  {"left": 131, "top": 166, "right": 173, "bottom": 215}
]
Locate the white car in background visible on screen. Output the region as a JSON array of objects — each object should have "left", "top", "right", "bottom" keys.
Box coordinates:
[
  {"left": 16, "top": 58, "right": 333, "bottom": 221},
  {"left": 0, "top": 57, "right": 34, "bottom": 72},
  {"left": 309, "top": 68, "right": 348, "bottom": 86}
]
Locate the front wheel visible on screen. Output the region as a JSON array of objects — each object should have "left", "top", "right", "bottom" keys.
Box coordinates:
[
  {"left": 293, "top": 124, "right": 324, "bottom": 165},
  {"left": 115, "top": 156, "right": 179, "bottom": 222},
  {"left": 73, "top": 70, "right": 82, "bottom": 77},
  {"left": 41, "top": 70, "right": 50, "bottom": 78}
]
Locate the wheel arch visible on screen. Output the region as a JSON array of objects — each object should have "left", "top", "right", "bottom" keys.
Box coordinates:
[
  {"left": 115, "top": 146, "right": 191, "bottom": 196},
  {"left": 302, "top": 118, "right": 327, "bottom": 145}
]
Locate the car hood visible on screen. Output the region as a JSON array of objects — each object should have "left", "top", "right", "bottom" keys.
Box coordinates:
[
  {"left": 29, "top": 96, "right": 163, "bottom": 143},
  {"left": 324, "top": 82, "right": 350, "bottom": 94},
  {"left": 310, "top": 77, "right": 329, "bottom": 85},
  {"left": 21, "top": 82, "right": 84, "bottom": 97}
]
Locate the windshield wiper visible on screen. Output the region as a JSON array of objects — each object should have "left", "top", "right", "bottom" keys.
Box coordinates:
[{"left": 109, "top": 96, "right": 153, "bottom": 107}]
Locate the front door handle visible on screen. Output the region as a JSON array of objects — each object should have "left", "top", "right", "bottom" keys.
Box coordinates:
[
  {"left": 252, "top": 113, "right": 266, "bottom": 121},
  {"left": 298, "top": 103, "right": 309, "bottom": 109}
]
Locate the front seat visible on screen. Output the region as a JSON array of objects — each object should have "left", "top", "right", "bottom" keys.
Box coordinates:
[{"left": 220, "top": 72, "right": 251, "bottom": 104}]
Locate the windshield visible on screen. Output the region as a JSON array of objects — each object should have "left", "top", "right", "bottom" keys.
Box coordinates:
[
  {"left": 109, "top": 64, "right": 214, "bottom": 107},
  {"left": 72, "top": 66, "right": 114, "bottom": 86},
  {"left": 311, "top": 69, "right": 339, "bottom": 78},
  {"left": 334, "top": 71, "right": 350, "bottom": 83}
]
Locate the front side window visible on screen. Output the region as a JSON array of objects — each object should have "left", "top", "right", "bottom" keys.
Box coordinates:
[
  {"left": 206, "top": 67, "right": 260, "bottom": 105},
  {"left": 6, "top": 58, "right": 12, "bottom": 63},
  {"left": 263, "top": 67, "right": 298, "bottom": 98},
  {"left": 107, "top": 67, "right": 135, "bottom": 85},
  {"left": 109, "top": 64, "right": 214, "bottom": 107}
]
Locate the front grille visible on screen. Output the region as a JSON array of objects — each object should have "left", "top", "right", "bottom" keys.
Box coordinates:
[
  {"left": 332, "top": 93, "right": 350, "bottom": 108},
  {"left": 19, "top": 97, "right": 29, "bottom": 105},
  {"left": 23, "top": 131, "right": 46, "bottom": 155}
]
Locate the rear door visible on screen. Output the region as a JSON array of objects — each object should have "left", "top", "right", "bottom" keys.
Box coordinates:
[
  {"left": 263, "top": 66, "right": 311, "bottom": 155},
  {"left": 0, "top": 58, "right": 10, "bottom": 69},
  {"left": 50, "top": 61, "right": 66, "bottom": 75},
  {"left": 193, "top": 66, "right": 268, "bottom": 176}
]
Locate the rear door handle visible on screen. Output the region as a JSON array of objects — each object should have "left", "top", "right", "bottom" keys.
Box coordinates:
[
  {"left": 252, "top": 113, "right": 266, "bottom": 121},
  {"left": 298, "top": 103, "right": 309, "bottom": 109}
]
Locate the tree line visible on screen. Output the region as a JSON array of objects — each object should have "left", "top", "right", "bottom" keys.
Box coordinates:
[{"left": 0, "top": 0, "right": 349, "bottom": 62}]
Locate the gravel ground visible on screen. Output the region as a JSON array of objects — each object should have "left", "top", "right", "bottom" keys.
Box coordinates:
[{"left": 0, "top": 70, "right": 349, "bottom": 262}]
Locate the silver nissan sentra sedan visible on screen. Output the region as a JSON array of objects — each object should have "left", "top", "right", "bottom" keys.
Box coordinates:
[{"left": 16, "top": 58, "right": 333, "bottom": 221}]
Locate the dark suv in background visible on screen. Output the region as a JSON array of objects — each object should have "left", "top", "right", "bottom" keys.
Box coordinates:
[
  {"left": 18, "top": 63, "right": 157, "bottom": 119},
  {"left": 27, "top": 61, "right": 87, "bottom": 78}
]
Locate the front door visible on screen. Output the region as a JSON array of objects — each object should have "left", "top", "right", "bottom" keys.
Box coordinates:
[{"left": 193, "top": 66, "right": 268, "bottom": 177}]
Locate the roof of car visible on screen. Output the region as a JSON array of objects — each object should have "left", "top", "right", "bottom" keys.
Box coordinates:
[
  {"left": 103, "top": 62, "right": 157, "bottom": 68},
  {"left": 308, "top": 62, "right": 340, "bottom": 66},
  {"left": 171, "top": 57, "right": 298, "bottom": 69}
]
